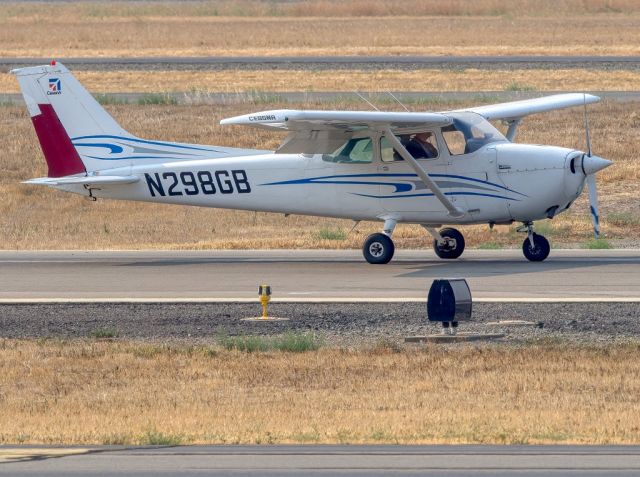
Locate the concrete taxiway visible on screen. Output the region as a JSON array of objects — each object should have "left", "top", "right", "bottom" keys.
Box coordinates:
[
  {"left": 0, "top": 249, "right": 638, "bottom": 302},
  {"left": 3, "top": 445, "right": 640, "bottom": 476}
]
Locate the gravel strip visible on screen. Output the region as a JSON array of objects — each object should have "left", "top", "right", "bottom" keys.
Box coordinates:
[{"left": 0, "top": 303, "right": 638, "bottom": 347}]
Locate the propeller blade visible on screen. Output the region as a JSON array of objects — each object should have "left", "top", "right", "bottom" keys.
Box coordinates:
[
  {"left": 586, "top": 174, "right": 600, "bottom": 239},
  {"left": 583, "top": 93, "right": 592, "bottom": 157}
]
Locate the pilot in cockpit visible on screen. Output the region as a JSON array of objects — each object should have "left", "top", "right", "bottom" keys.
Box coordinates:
[{"left": 406, "top": 132, "right": 438, "bottom": 159}]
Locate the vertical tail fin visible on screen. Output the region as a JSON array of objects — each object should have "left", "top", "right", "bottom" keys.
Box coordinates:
[
  {"left": 13, "top": 62, "right": 263, "bottom": 178},
  {"left": 11, "top": 61, "right": 133, "bottom": 177}
]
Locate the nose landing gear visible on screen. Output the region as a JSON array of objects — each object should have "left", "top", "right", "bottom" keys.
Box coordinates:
[{"left": 520, "top": 222, "right": 550, "bottom": 262}]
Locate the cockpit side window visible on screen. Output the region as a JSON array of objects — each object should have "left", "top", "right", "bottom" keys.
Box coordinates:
[
  {"left": 322, "top": 137, "right": 373, "bottom": 164},
  {"left": 380, "top": 132, "right": 439, "bottom": 163}
]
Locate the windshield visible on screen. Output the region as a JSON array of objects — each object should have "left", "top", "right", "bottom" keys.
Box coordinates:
[{"left": 442, "top": 112, "right": 507, "bottom": 155}]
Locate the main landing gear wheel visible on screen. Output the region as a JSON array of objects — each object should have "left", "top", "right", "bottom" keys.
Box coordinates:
[
  {"left": 363, "top": 233, "right": 395, "bottom": 264},
  {"left": 433, "top": 227, "right": 466, "bottom": 259},
  {"left": 522, "top": 233, "right": 550, "bottom": 262}
]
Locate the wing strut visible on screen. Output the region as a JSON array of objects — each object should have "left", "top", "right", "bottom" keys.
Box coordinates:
[
  {"left": 505, "top": 119, "right": 521, "bottom": 142},
  {"left": 383, "top": 128, "right": 465, "bottom": 218}
]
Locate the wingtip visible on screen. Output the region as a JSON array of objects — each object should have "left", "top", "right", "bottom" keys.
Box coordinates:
[{"left": 584, "top": 93, "right": 601, "bottom": 103}]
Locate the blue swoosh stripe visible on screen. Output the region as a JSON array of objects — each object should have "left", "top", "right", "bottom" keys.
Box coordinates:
[
  {"left": 272, "top": 179, "right": 413, "bottom": 193},
  {"left": 261, "top": 173, "right": 526, "bottom": 197},
  {"left": 353, "top": 191, "right": 521, "bottom": 201},
  {"left": 71, "top": 134, "right": 223, "bottom": 153},
  {"left": 261, "top": 176, "right": 412, "bottom": 193},
  {"left": 430, "top": 173, "right": 527, "bottom": 197},
  {"left": 84, "top": 155, "right": 202, "bottom": 161},
  {"left": 73, "top": 143, "right": 124, "bottom": 153}
]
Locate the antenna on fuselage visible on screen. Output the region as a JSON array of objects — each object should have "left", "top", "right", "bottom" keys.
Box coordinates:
[
  {"left": 354, "top": 92, "right": 380, "bottom": 111},
  {"left": 386, "top": 91, "right": 411, "bottom": 112},
  {"left": 348, "top": 220, "right": 361, "bottom": 235}
]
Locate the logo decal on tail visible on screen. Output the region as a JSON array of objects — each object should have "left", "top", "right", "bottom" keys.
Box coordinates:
[{"left": 47, "top": 78, "right": 61, "bottom": 95}]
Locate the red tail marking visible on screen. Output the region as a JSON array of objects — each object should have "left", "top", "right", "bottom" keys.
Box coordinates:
[{"left": 31, "top": 104, "right": 86, "bottom": 178}]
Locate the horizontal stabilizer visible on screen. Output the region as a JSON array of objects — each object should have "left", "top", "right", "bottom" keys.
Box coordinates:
[{"left": 24, "top": 175, "right": 139, "bottom": 187}]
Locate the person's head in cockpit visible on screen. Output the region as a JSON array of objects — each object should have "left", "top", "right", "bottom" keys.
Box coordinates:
[{"left": 407, "top": 132, "right": 438, "bottom": 158}]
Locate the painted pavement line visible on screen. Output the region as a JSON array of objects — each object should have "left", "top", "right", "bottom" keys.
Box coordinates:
[{"left": 0, "top": 297, "right": 639, "bottom": 304}]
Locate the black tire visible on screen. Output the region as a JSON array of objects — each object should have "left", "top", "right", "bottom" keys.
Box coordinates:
[
  {"left": 522, "top": 233, "right": 550, "bottom": 262},
  {"left": 363, "top": 233, "right": 395, "bottom": 264},
  {"left": 433, "top": 227, "right": 465, "bottom": 259}
]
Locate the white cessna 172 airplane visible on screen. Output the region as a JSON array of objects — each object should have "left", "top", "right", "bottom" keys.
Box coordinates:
[{"left": 13, "top": 62, "right": 611, "bottom": 264}]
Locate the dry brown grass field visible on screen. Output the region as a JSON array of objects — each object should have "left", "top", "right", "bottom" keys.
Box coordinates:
[
  {"left": 0, "top": 339, "right": 639, "bottom": 445},
  {"left": 1, "top": 1, "right": 639, "bottom": 57},
  {"left": 3, "top": 69, "right": 640, "bottom": 94},
  {"left": 1, "top": 99, "right": 638, "bottom": 250}
]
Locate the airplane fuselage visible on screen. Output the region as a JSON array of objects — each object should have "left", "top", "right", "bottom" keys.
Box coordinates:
[{"left": 58, "top": 141, "right": 584, "bottom": 227}]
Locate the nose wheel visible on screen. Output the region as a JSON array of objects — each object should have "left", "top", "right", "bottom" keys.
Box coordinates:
[
  {"left": 519, "top": 222, "right": 550, "bottom": 262},
  {"left": 522, "top": 232, "right": 550, "bottom": 262}
]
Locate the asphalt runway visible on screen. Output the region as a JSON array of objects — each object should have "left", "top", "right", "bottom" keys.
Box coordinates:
[
  {"left": 3, "top": 55, "right": 640, "bottom": 71},
  {"left": 3, "top": 445, "right": 640, "bottom": 476},
  {"left": 0, "top": 250, "right": 638, "bottom": 302}
]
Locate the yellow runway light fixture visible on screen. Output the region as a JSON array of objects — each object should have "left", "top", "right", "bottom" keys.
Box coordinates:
[
  {"left": 240, "top": 284, "right": 289, "bottom": 322},
  {"left": 259, "top": 284, "right": 271, "bottom": 319}
]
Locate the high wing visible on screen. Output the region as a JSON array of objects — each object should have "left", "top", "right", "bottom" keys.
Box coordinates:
[
  {"left": 220, "top": 109, "right": 451, "bottom": 131},
  {"left": 220, "top": 94, "right": 599, "bottom": 152},
  {"left": 220, "top": 110, "right": 451, "bottom": 154},
  {"left": 459, "top": 93, "right": 600, "bottom": 122}
]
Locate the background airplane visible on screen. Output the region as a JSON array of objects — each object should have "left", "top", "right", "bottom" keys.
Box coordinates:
[{"left": 12, "top": 62, "right": 611, "bottom": 264}]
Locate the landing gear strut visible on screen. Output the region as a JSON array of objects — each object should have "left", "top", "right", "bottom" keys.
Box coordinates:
[
  {"left": 521, "top": 222, "right": 550, "bottom": 262},
  {"left": 430, "top": 227, "right": 466, "bottom": 259},
  {"left": 363, "top": 218, "right": 396, "bottom": 264}
]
